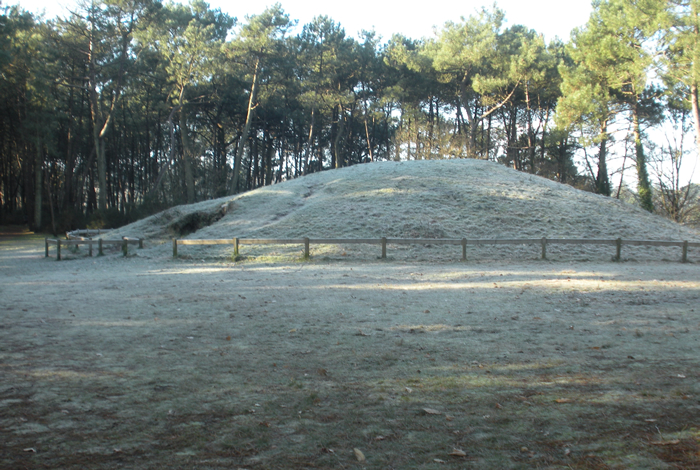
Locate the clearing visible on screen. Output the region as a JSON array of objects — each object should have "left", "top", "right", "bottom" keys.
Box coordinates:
[{"left": 2, "top": 159, "right": 700, "bottom": 469}]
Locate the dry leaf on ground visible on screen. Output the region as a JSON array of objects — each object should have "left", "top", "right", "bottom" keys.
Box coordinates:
[
  {"left": 354, "top": 448, "right": 366, "bottom": 462},
  {"left": 423, "top": 408, "right": 441, "bottom": 415},
  {"left": 649, "top": 440, "right": 681, "bottom": 446},
  {"left": 449, "top": 448, "right": 467, "bottom": 457}
]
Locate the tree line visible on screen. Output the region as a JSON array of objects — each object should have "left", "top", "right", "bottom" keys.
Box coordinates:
[{"left": 1, "top": 0, "right": 698, "bottom": 232}]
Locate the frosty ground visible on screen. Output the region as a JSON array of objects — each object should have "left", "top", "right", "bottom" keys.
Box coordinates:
[
  {"left": 3, "top": 159, "right": 700, "bottom": 469},
  {"left": 1, "top": 233, "right": 699, "bottom": 469}
]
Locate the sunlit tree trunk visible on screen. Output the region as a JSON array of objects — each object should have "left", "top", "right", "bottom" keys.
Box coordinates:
[
  {"left": 691, "top": 83, "right": 700, "bottom": 155},
  {"left": 232, "top": 56, "right": 260, "bottom": 193}
]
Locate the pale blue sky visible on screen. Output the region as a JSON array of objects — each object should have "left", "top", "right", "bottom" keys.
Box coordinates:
[{"left": 6, "top": 0, "right": 592, "bottom": 43}]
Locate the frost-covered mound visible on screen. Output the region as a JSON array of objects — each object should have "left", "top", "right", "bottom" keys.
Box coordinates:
[{"left": 112, "top": 159, "right": 700, "bottom": 261}]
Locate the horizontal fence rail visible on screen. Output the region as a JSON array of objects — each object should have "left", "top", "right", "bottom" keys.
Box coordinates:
[
  {"left": 46, "top": 237, "right": 143, "bottom": 260},
  {"left": 171, "top": 237, "right": 699, "bottom": 263}
]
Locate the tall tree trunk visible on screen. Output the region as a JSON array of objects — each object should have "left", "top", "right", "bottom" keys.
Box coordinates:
[
  {"left": 459, "top": 77, "right": 477, "bottom": 157},
  {"left": 180, "top": 105, "right": 195, "bottom": 204},
  {"left": 87, "top": 19, "right": 105, "bottom": 213},
  {"left": 232, "top": 56, "right": 260, "bottom": 193},
  {"left": 47, "top": 162, "right": 56, "bottom": 234},
  {"left": 97, "top": 140, "right": 106, "bottom": 210},
  {"left": 264, "top": 129, "right": 273, "bottom": 186},
  {"left": 690, "top": 83, "right": 700, "bottom": 161},
  {"left": 333, "top": 106, "right": 346, "bottom": 168},
  {"left": 364, "top": 117, "right": 373, "bottom": 162},
  {"left": 541, "top": 108, "right": 551, "bottom": 173},
  {"left": 525, "top": 84, "right": 536, "bottom": 174},
  {"left": 469, "top": 114, "right": 479, "bottom": 158},
  {"left": 558, "top": 135, "right": 568, "bottom": 184},
  {"left": 304, "top": 107, "right": 315, "bottom": 174},
  {"left": 428, "top": 98, "right": 434, "bottom": 158},
  {"left": 460, "top": 74, "right": 519, "bottom": 158},
  {"left": 486, "top": 113, "right": 492, "bottom": 161},
  {"left": 64, "top": 81, "right": 76, "bottom": 211},
  {"left": 161, "top": 106, "right": 180, "bottom": 202},
  {"left": 509, "top": 107, "right": 519, "bottom": 169},
  {"left": 216, "top": 121, "right": 226, "bottom": 197},
  {"left": 632, "top": 101, "right": 653, "bottom": 211},
  {"left": 34, "top": 139, "right": 42, "bottom": 229},
  {"left": 596, "top": 120, "right": 611, "bottom": 196},
  {"left": 331, "top": 104, "right": 339, "bottom": 167},
  {"left": 87, "top": 27, "right": 127, "bottom": 212}
]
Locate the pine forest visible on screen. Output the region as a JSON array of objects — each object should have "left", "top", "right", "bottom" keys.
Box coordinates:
[{"left": 1, "top": 0, "right": 699, "bottom": 232}]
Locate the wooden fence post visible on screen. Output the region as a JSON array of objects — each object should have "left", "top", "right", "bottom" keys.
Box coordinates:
[
  {"left": 615, "top": 238, "right": 622, "bottom": 261},
  {"left": 682, "top": 240, "right": 688, "bottom": 263},
  {"left": 381, "top": 237, "right": 387, "bottom": 259},
  {"left": 541, "top": 237, "right": 547, "bottom": 260},
  {"left": 45, "top": 238, "right": 49, "bottom": 258},
  {"left": 98, "top": 239, "right": 103, "bottom": 256},
  {"left": 304, "top": 238, "right": 310, "bottom": 259},
  {"left": 56, "top": 239, "right": 61, "bottom": 261},
  {"left": 233, "top": 238, "right": 239, "bottom": 257},
  {"left": 138, "top": 238, "right": 144, "bottom": 249},
  {"left": 173, "top": 239, "right": 178, "bottom": 258},
  {"left": 88, "top": 239, "right": 93, "bottom": 257},
  {"left": 462, "top": 238, "right": 467, "bottom": 262},
  {"left": 122, "top": 238, "right": 128, "bottom": 257}
]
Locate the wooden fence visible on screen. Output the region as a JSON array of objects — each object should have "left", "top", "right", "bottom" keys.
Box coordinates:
[
  {"left": 172, "top": 236, "right": 699, "bottom": 263},
  {"left": 45, "top": 237, "right": 143, "bottom": 260}
]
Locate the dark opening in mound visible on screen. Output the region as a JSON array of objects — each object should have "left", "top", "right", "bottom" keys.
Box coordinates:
[{"left": 166, "top": 203, "right": 233, "bottom": 237}]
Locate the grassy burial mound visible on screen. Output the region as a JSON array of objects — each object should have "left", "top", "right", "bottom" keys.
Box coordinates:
[{"left": 115, "top": 159, "right": 699, "bottom": 262}]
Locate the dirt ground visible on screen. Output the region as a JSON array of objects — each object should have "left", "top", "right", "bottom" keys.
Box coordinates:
[{"left": 1, "top": 232, "right": 700, "bottom": 469}]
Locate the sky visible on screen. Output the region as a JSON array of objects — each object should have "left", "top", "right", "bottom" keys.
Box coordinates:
[{"left": 5, "top": 0, "right": 593, "bottom": 43}]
